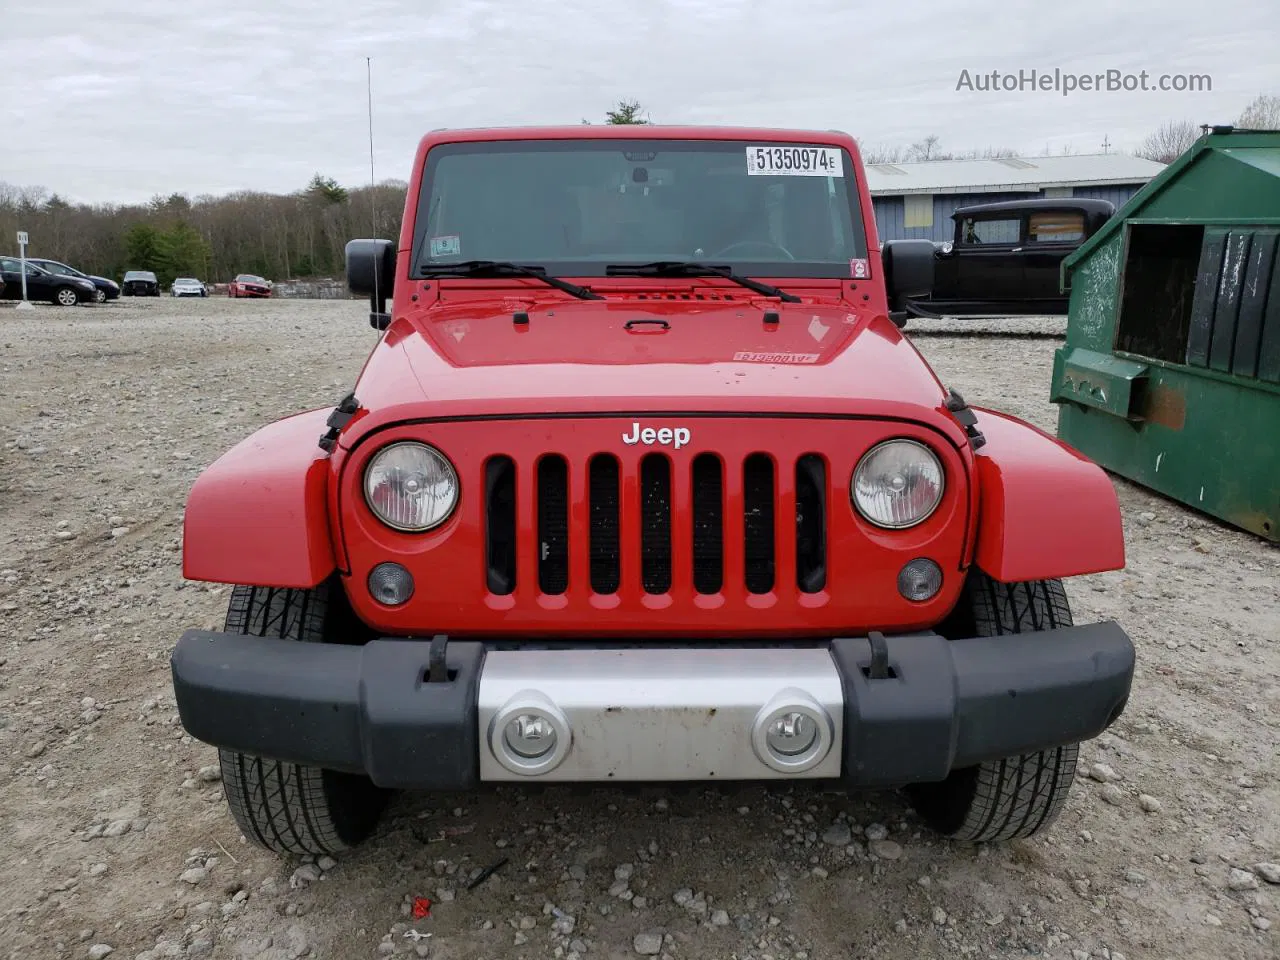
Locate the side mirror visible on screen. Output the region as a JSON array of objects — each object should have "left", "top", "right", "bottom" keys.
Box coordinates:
[
  {"left": 345, "top": 238, "right": 397, "bottom": 330},
  {"left": 880, "top": 240, "right": 935, "bottom": 328}
]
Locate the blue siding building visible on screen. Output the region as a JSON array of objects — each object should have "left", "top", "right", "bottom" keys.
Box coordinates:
[{"left": 865, "top": 154, "right": 1166, "bottom": 242}]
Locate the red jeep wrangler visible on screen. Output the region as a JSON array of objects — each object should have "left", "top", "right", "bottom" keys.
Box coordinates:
[{"left": 171, "top": 126, "right": 1134, "bottom": 856}]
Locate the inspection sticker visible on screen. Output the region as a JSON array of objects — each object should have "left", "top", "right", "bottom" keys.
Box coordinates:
[
  {"left": 745, "top": 145, "right": 843, "bottom": 176},
  {"left": 430, "top": 235, "right": 461, "bottom": 257}
]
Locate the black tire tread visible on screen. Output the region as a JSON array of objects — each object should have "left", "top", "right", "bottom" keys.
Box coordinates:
[
  {"left": 217, "top": 582, "right": 385, "bottom": 856},
  {"left": 909, "top": 573, "right": 1080, "bottom": 843}
]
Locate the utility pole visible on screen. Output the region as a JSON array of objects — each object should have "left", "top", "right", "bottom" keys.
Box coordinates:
[
  {"left": 15, "top": 231, "right": 33, "bottom": 310},
  {"left": 1101, "top": 134, "right": 1111, "bottom": 155}
]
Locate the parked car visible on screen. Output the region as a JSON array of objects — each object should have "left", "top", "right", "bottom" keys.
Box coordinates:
[
  {"left": 171, "top": 277, "right": 208, "bottom": 297},
  {"left": 122, "top": 271, "right": 161, "bottom": 296},
  {"left": 0, "top": 257, "right": 97, "bottom": 305},
  {"left": 883, "top": 198, "right": 1115, "bottom": 321},
  {"left": 171, "top": 125, "right": 1133, "bottom": 858},
  {"left": 228, "top": 274, "right": 271, "bottom": 298},
  {"left": 26, "top": 258, "right": 120, "bottom": 303}
]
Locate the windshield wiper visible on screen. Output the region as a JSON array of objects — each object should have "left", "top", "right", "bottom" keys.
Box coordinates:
[
  {"left": 419, "top": 260, "right": 602, "bottom": 300},
  {"left": 605, "top": 261, "right": 800, "bottom": 302}
]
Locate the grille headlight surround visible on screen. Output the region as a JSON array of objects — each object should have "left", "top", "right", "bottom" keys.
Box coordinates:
[
  {"left": 363, "top": 441, "right": 459, "bottom": 532},
  {"left": 851, "top": 439, "right": 945, "bottom": 529}
]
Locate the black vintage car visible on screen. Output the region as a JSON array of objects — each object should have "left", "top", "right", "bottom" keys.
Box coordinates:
[
  {"left": 884, "top": 198, "right": 1114, "bottom": 320},
  {"left": 122, "top": 270, "right": 161, "bottom": 296},
  {"left": 0, "top": 257, "right": 97, "bottom": 305},
  {"left": 27, "top": 258, "right": 120, "bottom": 303}
]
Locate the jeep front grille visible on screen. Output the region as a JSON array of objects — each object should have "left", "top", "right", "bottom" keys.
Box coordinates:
[{"left": 484, "top": 452, "right": 828, "bottom": 598}]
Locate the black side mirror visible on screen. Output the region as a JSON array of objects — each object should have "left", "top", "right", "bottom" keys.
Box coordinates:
[
  {"left": 880, "top": 240, "right": 935, "bottom": 328},
  {"left": 345, "top": 239, "right": 397, "bottom": 330}
]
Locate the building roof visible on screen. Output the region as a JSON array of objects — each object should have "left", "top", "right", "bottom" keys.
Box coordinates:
[
  {"left": 864, "top": 153, "right": 1167, "bottom": 196},
  {"left": 1064, "top": 128, "right": 1280, "bottom": 274}
]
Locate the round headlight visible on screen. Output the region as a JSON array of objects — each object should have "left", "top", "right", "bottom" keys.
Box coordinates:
[
  {"left": 852, "top": 439, "right": 944, "bottom": 529},
  {"left": 364, "top": 442, "right": 459, "bottom": 531}
]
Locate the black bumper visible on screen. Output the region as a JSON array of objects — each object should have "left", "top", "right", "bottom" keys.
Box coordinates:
[{"left": 170, "top": 624, "right": 1134, "bottom": 790}]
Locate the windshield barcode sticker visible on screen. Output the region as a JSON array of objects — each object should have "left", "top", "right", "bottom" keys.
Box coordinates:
[{"left": 745, "top": 146, "right": 844, "bottom": 177}]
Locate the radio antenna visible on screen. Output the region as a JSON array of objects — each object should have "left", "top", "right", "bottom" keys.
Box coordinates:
[{"left": 366, "top": 56, "right": 380, "bottom": 315}]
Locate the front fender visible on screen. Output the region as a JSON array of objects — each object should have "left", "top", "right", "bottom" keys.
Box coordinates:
[
  {"left": 971, "top": 408, "right": 1124, "bottom": 582},
  {"left": 182, "top": 409, "right": 337, "bottom": 587}
]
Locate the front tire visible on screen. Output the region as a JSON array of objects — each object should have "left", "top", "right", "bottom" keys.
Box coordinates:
[
  {"left": 94, "top": 288, "right": 107, "bottom": 304},
  {"left": 217, "top": 580, "right": 387, "bottom": 856},
  {"left": 54, "top": 286, "right": 79, "bottom": 306},
  {"left": 906, "top": 573, "right": 1079, "bottom": 842}
]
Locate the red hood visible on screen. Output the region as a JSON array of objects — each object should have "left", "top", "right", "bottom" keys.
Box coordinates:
[{"left": 342, "top": 293, "right": 959, "bottom": 446}]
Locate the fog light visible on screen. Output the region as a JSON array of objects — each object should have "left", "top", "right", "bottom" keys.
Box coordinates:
[
  {"left": 368, "top": 562, "right": 414, "bottom": 605},
  {"left": 504, "top": 714, "right": 557, "bottom": 759},
  {"left": 898, "top": 558, "right": 942, "bottom": 602},
  {"left": 766, "top": 712, "right": 818, "bottom": 757}
]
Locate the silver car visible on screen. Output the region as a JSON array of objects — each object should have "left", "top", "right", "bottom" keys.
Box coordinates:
[{"left": 171, "top": 277, "right": 207, "bottom": 298}]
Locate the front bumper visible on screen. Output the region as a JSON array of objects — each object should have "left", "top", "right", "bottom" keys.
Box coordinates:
[{"left": 171, "top": 625, "right": 1133, "bottom": 790}]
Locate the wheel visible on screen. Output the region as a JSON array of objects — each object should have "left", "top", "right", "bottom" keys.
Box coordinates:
[
  {"left": 94, "top": 288, "right": 107, "bottom": 304},
  {"left": 54, "top": 286, "right": 79, "bottom": 306},
  {"left": 906, "top": 572, "right": 1079, "bottom": 842},
  {"left": 217, "top": 580, "right": 387, "bottom": 855}
]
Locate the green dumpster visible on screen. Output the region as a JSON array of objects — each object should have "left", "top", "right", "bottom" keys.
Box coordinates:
[{"left": 1051, "top": 126, "right": 1280, "bottom": 542}]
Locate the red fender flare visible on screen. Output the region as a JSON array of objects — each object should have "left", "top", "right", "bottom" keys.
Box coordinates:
[
  {"left": 182, "top": 409, "right": 336, "bottom": 587},
  {"left": 971, "top": 408, "right": 1125, "bottom": 582}
]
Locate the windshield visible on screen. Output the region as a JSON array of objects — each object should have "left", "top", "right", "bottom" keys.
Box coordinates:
[
  {"left": 175, "top": 278, "right": 198, "bottom": 283},
  {"left": 410, "top": 139, "right": 867, "bottom": 279},
  {"left": 237, "top": 275, "right": 265, "bottom": 283}
]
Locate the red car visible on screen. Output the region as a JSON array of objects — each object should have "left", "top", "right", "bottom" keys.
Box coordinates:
[
  {"left": 171, "top": 125, "right": 1134, "bottom": 857},
  {"left": 227, "top": 273, "right": 271, "bottom": 298}
]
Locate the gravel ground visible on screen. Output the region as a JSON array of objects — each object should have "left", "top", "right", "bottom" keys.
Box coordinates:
[{"left": 1, "top": 298, "right": 1276, "bottom": 960}]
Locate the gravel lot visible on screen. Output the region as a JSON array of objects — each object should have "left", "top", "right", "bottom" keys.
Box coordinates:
[{"left": 1, "top": 297, "right": 1276, "bottom": 960}]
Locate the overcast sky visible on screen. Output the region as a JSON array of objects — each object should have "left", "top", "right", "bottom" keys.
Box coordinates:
[{"left": 2, "top": 0, "right": 1276, "bottom": 205}]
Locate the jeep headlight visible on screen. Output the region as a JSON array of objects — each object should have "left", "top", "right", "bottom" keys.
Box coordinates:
[
  {"left": 852, "top": 439, "right": 944, "bottom": 529},
  {"left": 364, "top": 442, "right": 459, "bottom": 531}
]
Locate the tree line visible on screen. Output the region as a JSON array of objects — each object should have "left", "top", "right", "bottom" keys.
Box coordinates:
[
  {"left": 3, "top": 95, "right": 1274, "bottom": 285},
  {"left": 0, "top": 176, "right": 406, "bottom": 287}
]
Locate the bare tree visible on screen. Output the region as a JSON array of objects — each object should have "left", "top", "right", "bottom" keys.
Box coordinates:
[
  {"left": 1135, "top": 120, "right": 1200, "bottom": 163},
  {"left": 1237, "top": 93, "right": 1280, "bottom": 130},
  {"left": 909, "top": 134, "right": 944, "bottom": 161},
  {"left": 859, "top": 143, "right": 907, "bottom": 164}
]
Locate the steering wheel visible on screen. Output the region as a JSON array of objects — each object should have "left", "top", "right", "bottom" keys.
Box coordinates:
[{"left": 710, "top": 239, "right": 797, "bottom": 261}]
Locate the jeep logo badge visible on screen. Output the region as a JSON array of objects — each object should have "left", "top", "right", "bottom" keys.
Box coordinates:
[{"left": 622, "top": 421, "right": 691, "bottom": 450}]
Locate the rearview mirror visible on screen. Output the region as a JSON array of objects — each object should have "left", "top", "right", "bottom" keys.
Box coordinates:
[
  {"left": 345, "top": 238, "right": 397, "bottom": 330},
  {"left": 880, "top": 240, "right": 935, "bottom": 328}
]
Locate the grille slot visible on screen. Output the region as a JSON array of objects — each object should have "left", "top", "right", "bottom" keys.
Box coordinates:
[
  {"left": 795, "top": 455, "right": 827, "bottom": 593},
  {"left": 743, "top": 454, "right": 776, "bottom": 594},
  {"left": 537, "top": 456, "right": 569, "bottom": 595},
  {"left": 484, "top": 456, "right": 517, "bottom": 595},
  {"left": 588, "top": 455, "right": 620, "bottom": 594},
  {"left": 691, "top": 454, "right": 724, "bottom": 594},
  {"left": 640, "top": 454, "right": 672, "bottom": 594}
]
